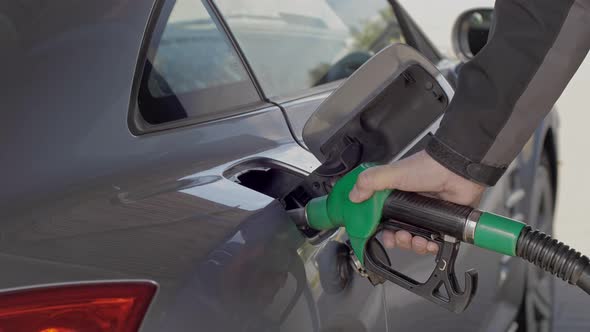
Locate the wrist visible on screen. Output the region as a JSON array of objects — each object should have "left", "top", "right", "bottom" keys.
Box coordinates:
[{"left": 425, "top": 135, "right": 504, "bottom": 186}]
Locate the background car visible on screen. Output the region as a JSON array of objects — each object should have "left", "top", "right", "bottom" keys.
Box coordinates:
[{"left": 0, "top": 1, "right": 558, "bottom": 331}]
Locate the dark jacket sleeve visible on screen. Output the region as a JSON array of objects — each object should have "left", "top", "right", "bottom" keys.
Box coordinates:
[{"left": 425, "top": 0, "right": 590, "bottom": 186}]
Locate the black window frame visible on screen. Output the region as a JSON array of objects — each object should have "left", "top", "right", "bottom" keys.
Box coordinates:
[
  {"left": 128, "top": 0, "right": 270, "bottom": 135},
  {"left": 389, "top": 0, "right": 443, "bottom": 64}
]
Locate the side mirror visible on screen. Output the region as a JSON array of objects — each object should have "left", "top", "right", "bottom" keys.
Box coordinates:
[
  {"left": 452, "top": 8, "right": 494, "bottom": 61},
  {"left": 303, "top": 44, "right": 453, "bottom": 175}
]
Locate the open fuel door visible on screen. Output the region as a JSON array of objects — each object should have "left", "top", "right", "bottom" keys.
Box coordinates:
[
  {"left": 292, "top": 44, "right": 482, "bottom": 315},
  {"left": 302, "top": 44, "right": 453, "bottom": 176}
]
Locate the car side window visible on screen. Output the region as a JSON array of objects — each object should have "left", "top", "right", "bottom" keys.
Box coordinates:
[
  {"left": 214, "top": 0, "right": 406, "bottom": 98},
  {"left": 137, "top": 0, "right": 260, "bottom": 126}
]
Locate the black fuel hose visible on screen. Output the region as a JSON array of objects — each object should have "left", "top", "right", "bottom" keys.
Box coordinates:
[{"left": 517, "top": 226, "right": 590, "bottom": 294}]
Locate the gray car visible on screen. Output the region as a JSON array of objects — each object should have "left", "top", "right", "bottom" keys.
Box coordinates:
[{"left": 0, "top": 1, "right": 558, "bottom": 331}]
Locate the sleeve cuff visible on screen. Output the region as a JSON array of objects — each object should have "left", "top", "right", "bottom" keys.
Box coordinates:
[{"left": 425, "top": 135, "right": 507, "bottom": 186}]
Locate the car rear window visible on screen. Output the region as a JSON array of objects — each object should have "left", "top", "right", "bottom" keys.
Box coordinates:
[
  {"left": 214, "top": 0, "right": 405, "bottom": 98},
  {"left": 137, "top": 0, "right": 260, "bottom": 126}
]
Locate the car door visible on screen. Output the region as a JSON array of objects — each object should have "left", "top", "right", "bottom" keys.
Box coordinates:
[{"left": 212, "top": 0, "right": 522, "bottom": 331}]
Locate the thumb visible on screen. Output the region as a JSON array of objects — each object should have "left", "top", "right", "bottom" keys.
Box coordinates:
[
  {"left": 349, "top": 151, "right": 448, "bottom": 202},
  {"left": 349, "top": 164, "right": 403, "bottom": 202}
]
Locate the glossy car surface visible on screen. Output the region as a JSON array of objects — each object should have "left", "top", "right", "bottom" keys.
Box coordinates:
[{"left": 0, "top": 1, "right": 558, "bottom": 331}]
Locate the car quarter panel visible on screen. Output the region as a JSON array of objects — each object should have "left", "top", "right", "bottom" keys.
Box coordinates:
[{"left": 0, "top": 1, "right": 391, "bottom": 331}]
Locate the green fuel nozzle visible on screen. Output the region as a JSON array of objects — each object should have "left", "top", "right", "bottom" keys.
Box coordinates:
[
  {"left": 305, "top": 164, "right": 391, "bottom": 265},
  {"left": 293, "top": 164, "right": 590, "bottom": 313}
]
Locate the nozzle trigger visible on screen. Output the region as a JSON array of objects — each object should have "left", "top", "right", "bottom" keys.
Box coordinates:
[{"left": 363, "top": 229, "right": 477, "bottom": 313}]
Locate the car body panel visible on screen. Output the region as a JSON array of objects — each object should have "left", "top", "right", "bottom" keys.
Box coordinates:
[
  {"left": 0, "top": 1, "right": 558, "bottom": 331},
  {"left": 1, "top": 1, "right": 389, "bottom": 331}
]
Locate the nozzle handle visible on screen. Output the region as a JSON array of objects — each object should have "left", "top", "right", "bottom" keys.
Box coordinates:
[{"left": 382, "top": 191, "right": 473, "bottom": 240}]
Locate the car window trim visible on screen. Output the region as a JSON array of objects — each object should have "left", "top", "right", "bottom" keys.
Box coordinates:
[
  {"left": 389, "top": 0, "right": 443, "bottom": 63},
  {"left": 129, "top": 0, "right": 271, "bottom": 135},
  {"left": 130, "top": 99, "right": 275, "bottom": 135},
  {"left": 206, "top": 0, "right": 267, "bottom": 101},
  {"left": 269, "top": 80, "right": 343, "bottom": 105}
]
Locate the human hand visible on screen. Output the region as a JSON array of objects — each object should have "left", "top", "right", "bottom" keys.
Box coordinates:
[{"left": 349, "top": 150, "right": 485, "bottom": 254}]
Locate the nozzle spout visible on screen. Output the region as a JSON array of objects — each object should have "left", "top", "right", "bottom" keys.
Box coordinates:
[{"left": 287, "top": 208, "right": 308, "bottom": 228}]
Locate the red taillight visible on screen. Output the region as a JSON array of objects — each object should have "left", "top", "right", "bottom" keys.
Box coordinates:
[{"left": 0, "top": 282, "right": 156, "bottom": 332}]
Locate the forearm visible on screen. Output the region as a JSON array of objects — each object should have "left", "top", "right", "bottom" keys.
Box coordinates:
[{"left": 427, "top": 0, "right": 590, "bottom": 186}]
